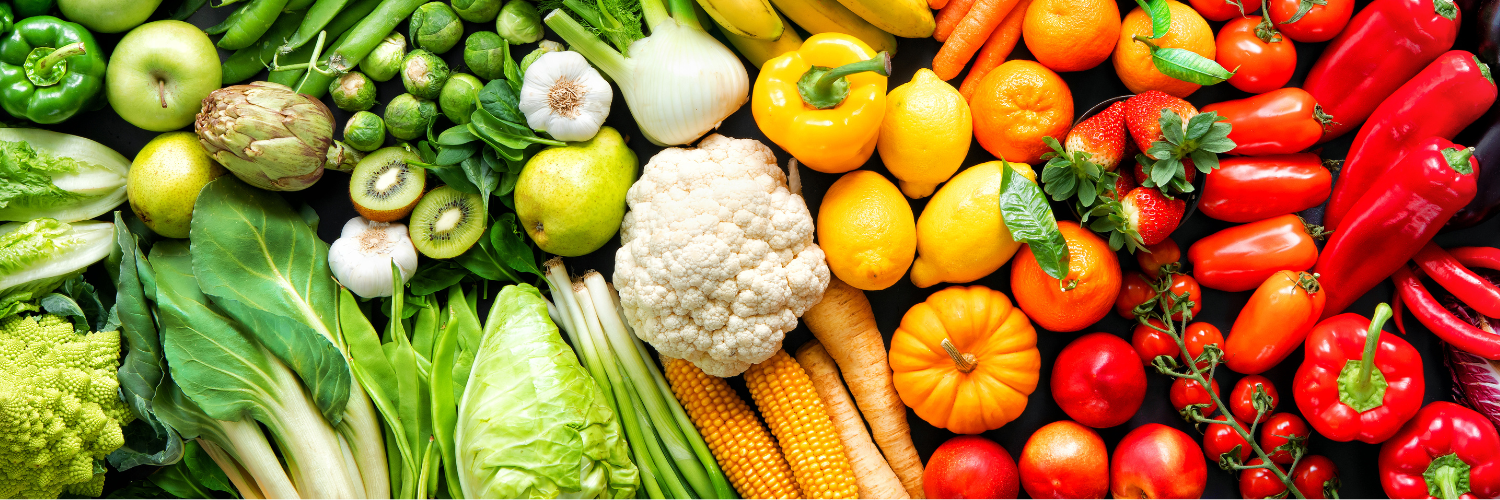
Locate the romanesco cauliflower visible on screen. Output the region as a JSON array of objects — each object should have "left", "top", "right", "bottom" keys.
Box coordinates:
[
  {"left": 0, "top": 313, "right": 131, "bottom": 498},
  {"left": 614, "top": 134, "right": 830, "bottom": 377}
]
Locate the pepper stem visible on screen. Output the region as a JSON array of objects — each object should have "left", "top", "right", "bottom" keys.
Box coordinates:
[
  {"left": 796, "top": 52, "right": 891, "bottom": 110},
  {"left": 24, "top": 43, "right": 86, "bottom": 87},
  {"left": 1337, "top": 302, "right": 1393, "bottom": 413},
  {"left": 1424, "top": 453, "right": 1473, "bottom": 499},
  {"left": 35, "top": 43, "right": 84, "bottom": 75},
  {"left": 1443, "top": 146, "right": 1475, "bottom": 175},
  {"left": 941, "top": 338, "right": 978, "bottom": 373}
]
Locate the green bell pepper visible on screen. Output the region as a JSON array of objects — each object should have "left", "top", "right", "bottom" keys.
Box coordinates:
[
  {"left": 0, "top": 16, "right": 105, "bottom": 124},
  {"left": 13, "top": 0, "right": 56, "bottom": 19}
]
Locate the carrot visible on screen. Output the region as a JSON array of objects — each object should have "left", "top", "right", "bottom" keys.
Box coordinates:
[
  {"left": 796, "top": 341, "right": 910, "bottom": 500},
  {"left": 958, "top": 0, "right": 1032, "bottom": 100},
  {"left": 802, "top": 276, "right": 926, "bottom": 499},
  {"left": 929, "top": 0, "right": 948, "bottom": 9},
  {"left": 932, "top": 0, "right": 1020, "bottom": 80},
  {"left": 933, "top": 0, "right": 976, "bottom": 41}
]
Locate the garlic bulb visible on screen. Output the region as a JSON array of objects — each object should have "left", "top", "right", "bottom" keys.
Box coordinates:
[
  {"left": 518, "top": 51, "right": 613, "bottom": 142},
  {"left": 328, "top": 216, "right": 420, "bottom": 298}
]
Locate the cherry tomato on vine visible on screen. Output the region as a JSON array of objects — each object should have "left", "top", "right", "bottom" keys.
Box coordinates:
[
  {"left": 1230, "top": 375, "right": 1280, "bottom": 424},
  {"left": 1166, "top": 274, "right": 1203, "bottom": 321},
  {"left": 1182, "top": 323, "right": 1224, "bottom": 370},
  {"left": 1131, "top": 319, "right": 1177, "bottom": 366},
  {"left": 1239, "top": 458, "right": 1289, "bottom": 498},
  {"left": 1203, "top": 419, "right": 1252, "bottom": 464},
  {"left": 1215, "top": 15, "right": 1297, "bottom": 94},
  {"left": 1258, "top": 413, "right": 1310, "bottom": 465},
  {"left": 1170, "top": 377, "right": 1221, "bottom": 416},
  {"left": 1116, "top": 272, "right": 1157, "bottom": 319},
  {"left": 1268, "top": 0, "right": 1354, "bottom": 43},
  {"left": 1291, "top": 455, "right": 1340, "bottom": 499},
  {"left": 1189, "top": 0, "right": 1259, "bottom": 21},
  {"left": 1137, "top": 239, "right": 1181, "bottom": 279}
]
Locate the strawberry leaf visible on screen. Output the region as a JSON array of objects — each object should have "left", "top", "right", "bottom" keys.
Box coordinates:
[
  {"left": 1185, "top": 111, "right": 1218, "bottom": 139},
  {"left": 1078, "top": 177, "right": 1099, "bottom": 207},
  {"left": 999, "top": 164, "right": 1070, "bottom": 279},
  {"left": 1160, "top": 109, "right": 1186, "bottom": 145},
  {"left": 1152, "top": 158, "right": 1179, "bottom": 187},
  {"left": 1189, "top": 148, "right": 1219, "bottom": 172}
]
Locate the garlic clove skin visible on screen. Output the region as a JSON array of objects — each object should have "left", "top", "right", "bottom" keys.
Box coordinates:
[
  {"left": 519, "top": 51, "right": 613, "bottom": 142},
  {"left": 329, "top": 216, "right": 420, "bottom": 298}
]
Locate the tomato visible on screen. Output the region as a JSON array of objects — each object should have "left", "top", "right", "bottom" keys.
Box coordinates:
[
  {"left": 1215, "top": 16, "right": 1297, "bottom": 94},
  {"left": 1230, "top": 375, "right": 1280, "bottom": 424},
  {"left": 1239, "top": 458, "right": 1289, "bottom": 499},
  {"left": 1181, "top": 322, "right": 1223, "bottom": 370},
  {"left": 1166, "top": 274, "right": 1202, "bottom": 321},
  {"left": 1291, "top": 454, "right": 1340, "bottom": 499},
  {"left": 1115, "top": 272, "right": 1157, "bottom": 319},
  {"left": 1203, "top": 419, "right": 1251, "bottom": 464},
  {"left": 1188, "top": 214, "right": 1322, "bottom": 292},
  {"left": 1131, "top": 319, "right": 1177, "bottom": 367},
  {"left": 1224, "top": 270, "right": 1326, "bottom": 374},
  {"left": 1170, "top": 377, "right": 1220, "bottom": 417},
  {"left": 1189, "top": 0, "right": 1258, "bottom": 21},
  {"left": 1137, "top": 240, "right": 1181, "bottom": 279},
  {"left": 1201, "top": 88, "right": 1333, "bottom": 157},
  {"left": 1268, "top": 0, "right": 1354, "bottom": 43},
  {"left": 1052, "top": 333, "right": 1148, "bottom": 428},
  {"left": 1258, "top": 413, "right": 1310, "bottom": 464},
  {"left": 1199, "top": 154, "right": 1333, "bottom": 223}
]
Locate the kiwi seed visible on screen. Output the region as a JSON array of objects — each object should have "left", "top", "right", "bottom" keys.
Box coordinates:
[
  {"left": 350, "top": 147, "right": 426, "bottom": 222},
  {"left": 409, "top": 185, "right": 486, "bottom": 259}
]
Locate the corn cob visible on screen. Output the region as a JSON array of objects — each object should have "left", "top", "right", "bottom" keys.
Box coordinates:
[
  {"left": 662, "top": 356, "right": 802, "bottom": 499},
  {"left": 744, "top": 350, "right": 860, "bottom": 499}
]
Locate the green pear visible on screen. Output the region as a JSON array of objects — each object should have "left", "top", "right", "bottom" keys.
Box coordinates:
[
  {"left": 515, "top": 126, "right": 638, "bottom": 256},
  {"left": 127, "top": 132, "right": 227, "bottom": 238}
]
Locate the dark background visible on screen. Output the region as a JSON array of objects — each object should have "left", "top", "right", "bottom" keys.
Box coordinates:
[{"left": 63, "top": 0, "right": 1500, "bottom": 497}]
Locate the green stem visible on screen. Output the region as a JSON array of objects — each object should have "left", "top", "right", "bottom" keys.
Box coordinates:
[
  {"left": 33, "top": 42, "right": 84, "bottom": 76},
  {"left": 640, "top": 0, "right": 669, "bottom": 29},
  {"left": 1352, "top": 303, "right": 1392, "bottom": 398},
  {"left": 667, "top": 0, "right": 700, "bottom": 30},
  {"left": 797, "top": 52, "right": 892, "bottom": 109},
  {"left": 543, "top": 9, "right": 629, "bottom": 81}
]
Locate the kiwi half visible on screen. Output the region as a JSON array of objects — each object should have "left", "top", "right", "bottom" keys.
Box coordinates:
[
  {"left": 409, "top": 185, "right": 486, "bottom": 259},
  {"left": 350, "top": 147, "right": 426, "bottom": 222}
]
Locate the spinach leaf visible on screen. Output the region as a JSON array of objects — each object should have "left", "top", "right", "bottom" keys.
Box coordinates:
[{"left": 408, "top": 260, "right": 471, "bottom": 296}]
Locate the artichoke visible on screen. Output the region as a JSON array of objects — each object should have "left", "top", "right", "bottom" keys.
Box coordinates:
[
  {"left": 195, "top": 81, "right": 335, "bottom": 191},
  {"left": 440, "top": 73, "right": 483, "bottom": 125},
  {"left": 361, "top": 33, "right": 407, "bottom": 82},
  {"left": 344, "top": 111, "right": 386, "bottom": 152},
  {"left": 410, "top": 2, "right": 464, "bottom": 54},
  {"left": 330, "top": 71, "right": 377, "bottom": 111},
  {"left": 385, "top": 93, "right": 438, "bottom": 141},
  {"left": 463, "top": 31, "right": 506, "bottom": 81}
]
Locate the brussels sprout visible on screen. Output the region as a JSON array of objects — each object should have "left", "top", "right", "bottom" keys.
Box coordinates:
[
  {"left": 343, "top": 111, "right": 386, "bottom": 152},
  {"left": 519, "top": 40, "right": 564, "bottom": 74},
  {"left": 401, "top": 49, "right": 451, "bottom": 100},
  {"left": 384, "top": 93, "right": 438, "bottom": 141},
  {"left": 496, "top": 0, "right": 542, "bottom": 45},
  {"left": 440, "top": 73, "right": 483, "bottom": 125},
  {"left": 361, "top": 32, "right": 407, "bottom": 82},
  {"left": 463, "top": 31, "right": 507, "bottom": 81},
  {"left": 452, "top": 0, "right": 501, "bottom": 23},
  {"left": 329, "top": 72, "right": 377, "bottom": 111},
  {"left": 409, "top": 2, "right": 464, "bottom": 54}
]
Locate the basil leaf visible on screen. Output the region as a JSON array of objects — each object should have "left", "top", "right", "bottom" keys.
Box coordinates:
[
  {"left": 1135, "top": 0, "right": 1172, "bottom": 39},
  {"left": 999, "top": 164, "right": 1070, "bottom": 279},
  {"left": 1134, "top": 36, "right": 1234, "bottom": 85}
]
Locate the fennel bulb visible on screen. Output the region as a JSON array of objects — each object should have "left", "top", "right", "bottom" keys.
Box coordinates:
[{"left": 544, "top": 0, "right": 749, "bottom": 146}]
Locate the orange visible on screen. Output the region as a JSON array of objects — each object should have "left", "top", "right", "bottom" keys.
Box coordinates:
[
  {"left": 969, "top": 60, "right": 1073, "bottom": 165},
  {"left": 1010, "top": 221, "right": 1121, "bottom": 332},
  {"left": 1112, "top": 0, "right": 1216, "bottom": 98},
  {"left": 1022, "top": 0, "right": 1121, "bottom": 73}
]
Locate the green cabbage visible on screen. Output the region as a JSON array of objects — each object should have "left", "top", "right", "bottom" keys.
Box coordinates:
[
  {"left": 0, "top": 129, "right": 130, "bottom": 223},
  {"left": 455, "top": 284, "right": 637, "bottom": 499},
  {"left": 0, "top": 218, "right": 114, "bottom": 318}
]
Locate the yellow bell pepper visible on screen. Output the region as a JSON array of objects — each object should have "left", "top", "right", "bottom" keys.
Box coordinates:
[{"left": 751, "top": 33, "right": 889, "bottom": 174}]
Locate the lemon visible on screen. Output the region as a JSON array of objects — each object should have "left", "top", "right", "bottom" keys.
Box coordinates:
[
  {"left": 817, "top": 170, "right": 916, "bottom": 291},
  {"left": 878, "top": 68, "right": 972, "bottom": 198},
  {"left": 127, "top": 132, "right": 226, "bottom": 238},
  {"left": 910, "top": 161, "right": 1035, "bottom": 288}
]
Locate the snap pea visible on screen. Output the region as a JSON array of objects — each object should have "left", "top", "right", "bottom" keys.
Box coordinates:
[
  {"left": 294, "top": 0, "right": 427, "bottom": 97},
  {"left": 267, "top": 0, "right": 378, "bottom": 86},
  {"left": 221, "top": 14, "right": 301, "bottom": 84},
  {"left": 281, "top": 0, "right": 351, "bottom": 53},
  {"left": 204, "top": 3, "right": 246, "bottom": 35},
  {"left": 284, "top": 0, "right": 316, "bottom": 10},
  {"left": 217, "top": 0, "right": 293, "bottom": 50}
]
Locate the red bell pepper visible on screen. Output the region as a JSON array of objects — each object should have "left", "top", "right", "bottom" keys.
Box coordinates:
[
  {"left": 1187, "top": 214, "right": 1324, "bottom": 292},
  {"left": 1313, "top": 137, "right": 1479, "bottom": 318},
  {"left": 1201, "top": 88, "right": 1333, "bottom": 157},
  {"left": 1199, "top": 154, "right": 1333, "bottom": 223},
  {"left": 1293, "top": 303, "right": 1425, "bottom": 444},
  {"left": 1304, "top": 0, "right": 1462, "bottom": 141},
  {"left": 1379, "top": 401, "right": 1500, "bottom": 499},
  {"left": 1323, "top": 51, "right": 1497, "bottom": 231},
  {"left": 1393, "top": 263, "right": 1500, "bottom": 360}
]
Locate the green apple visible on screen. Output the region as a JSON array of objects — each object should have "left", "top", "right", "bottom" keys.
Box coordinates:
[
  {"left": 107, "top": 21, "right": 221, "bottom": 132},
  {"left": 515, "top": 126, "right": 638, "bottom": 257},
  {"left": 58, "top": 0, "right": 161, "bottom": 33}
]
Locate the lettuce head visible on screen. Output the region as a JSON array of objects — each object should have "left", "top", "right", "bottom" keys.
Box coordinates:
[
  {"left": 0, "top": 218, "right": 115, "bottom": 319},
  {"left": 0, "top": 129, "right": 130, "bottom": 223}
]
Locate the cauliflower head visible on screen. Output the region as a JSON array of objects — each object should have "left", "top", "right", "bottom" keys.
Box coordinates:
[
  {"left": 0, "top": 314, "right": 131, "bottom": 498},
  {"left": 614, "top": 134, "right": 830, "bottom": 377}
]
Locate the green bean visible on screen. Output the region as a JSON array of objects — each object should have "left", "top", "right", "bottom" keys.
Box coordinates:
[
  {"left": 296, "top": 0, "right": 427, "bottom": 97},
  {"left": 217, "top": 0, "right": 293, "bottom": 50},
  {"left": 221, "top": 14, "right": 301, "bottom": 84},
  {"left": 281, "top": 0, "right": 350, "bottom": 53}
]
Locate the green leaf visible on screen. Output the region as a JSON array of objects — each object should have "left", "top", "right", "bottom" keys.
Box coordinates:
[
  {"left": 1134, "top": 0, "right": 1171, "bottom": 39},
  {"left": 1282, "top": 0, "right": 1325, "bottom": 23},
  {"left": 1189, "top": 148, "right": 1219, "bottom": 172},
  {"left": 435, "top": 143, "right": 480, "bottom": 166},
  {"left": 491, "top": 214, "right": 544, "bottom": 278},
  {"left": 1135, "top": 36, "right": 1235, "bottom": 85},
  {"left": 437, "top": 125, "right": 480, "bottom": 146},
  {"left": 1185, "top": 111, "right": 1216, "bottom": 140},
  {"left": 149, "top": 441, "right": 238, "bottom": 499},
  {"left": 408, "top": 260, "right": 470, "bottom": 296},
  {"left": 998, "top": 164, "right": 1070, "bottom": 279}
]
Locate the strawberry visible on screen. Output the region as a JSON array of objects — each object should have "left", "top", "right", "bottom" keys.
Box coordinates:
[
  {"left": 1120, "top": 187, "right": 1186, "bottom": 246},
  {"left": 1124, "top": 90, "right": 1200, "bottom": 153},
  {"left": 1134, "top": 158, "right": 1196, "bottom": 186},
  {"left": 1111, "top": 169, "right": 1138, "bottom": 199},
  {"left": 1065, "top": 101, "right": 1127, "bottom": 170}
]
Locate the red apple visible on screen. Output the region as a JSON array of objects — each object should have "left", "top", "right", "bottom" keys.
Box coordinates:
[
  {"left": 924, "top": 435, "right": 1020, "bottom": 499},
  {"left": 1019, "top": 420, "right": 1109, "bottom": 499},
  {"left": 1110, "top": 423, "right": 1208, "bottom": 499},
  {"left": 1052, "top": 332, "right": 1148, "bottom": 428}
]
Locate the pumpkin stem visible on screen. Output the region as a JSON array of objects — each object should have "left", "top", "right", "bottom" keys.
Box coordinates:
[{"left": 941, "top": 338, "right": 978, "bottom": 373}]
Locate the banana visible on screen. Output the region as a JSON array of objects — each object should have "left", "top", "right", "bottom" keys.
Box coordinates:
[
  {"left": 696, "top": 0, "right": 785, "bottom": 40},
  {"left": 834, "top": 0, "right": 935, "bottom": 38},
  {"left": 767, "top": 0, "right": 898, "bottom": 55},
  {"left": 716, "top": 10, "right": 805, "bottom": 68}
]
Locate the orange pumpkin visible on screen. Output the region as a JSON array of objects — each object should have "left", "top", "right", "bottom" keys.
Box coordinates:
[{"left": 889, "top": 285, "right": 1041, "bottom": 434}]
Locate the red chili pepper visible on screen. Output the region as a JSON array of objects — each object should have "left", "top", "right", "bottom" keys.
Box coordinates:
[
  {"left": 1450, "top": 246, "right": 1500, "bottom": 272},
  {"left": 1313, "top": 137, "right": 1479, "bottom": 318},
  {"left": 1304, "top": 0, "right": 1461, "bottom": 141},
  {"left": 1415, "top": 243, "right": 1500, "bottom": 318},
  {"left": 1199, "top": 153, "right": 1333, "bottom": 224},
  {"left": 1323, "top": 51, "right": 1496, "bottom": 231},
  {"left": 1225, "top": 270, "right": 1326, "bottom": 375},
  {"left": 1188, "top": 214, "right": 1324, "bottom": 293},
  {"left": 1294, "top": 303, "right": 1425, "bottom": 444},
  {"left": 1379, "top": 401, "right": 1500, "bottom": 499},
  {"left": 1201, "top": 88, "right": 1333, "bottom": 156},
  {"left": 1393, "top": 264, "right": 1500, "bottom": 359}
]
